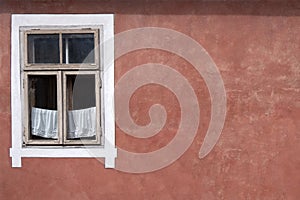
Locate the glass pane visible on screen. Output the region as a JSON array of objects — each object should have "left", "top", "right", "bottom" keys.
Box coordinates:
[
  {"left": 66, "top": 74, "right": 96, "bottom": 140},
  {"left": 27, "top": 34, "right": 59, "bottom": 64},
  {"left": 63, "top": 33, "right": 95, "bottom": 64},
  {"left": 28, "top": 75, "right": 58, "bottom": 140}
]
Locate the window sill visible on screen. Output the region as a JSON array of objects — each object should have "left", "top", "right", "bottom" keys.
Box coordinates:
[{"left": 10, "top": 145, "right": 117, "bottom": 168}]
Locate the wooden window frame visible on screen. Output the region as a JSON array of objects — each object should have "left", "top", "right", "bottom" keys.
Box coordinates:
[
  {"left": 10, "top": 14, "right": 116, "bottom": 168},
  {"left": 22, "top": 28, "right": 102, "bottom": 146},
  {"left": 23, "top": 29, "right": 100, "bottom": 70},
  {"left": 23, "top": 70, "right": 102, "bottom": 146},
  {"left": 63, "top": 71, "right": 102, "bottom": 145},
  {"left": 23, "top": 71, "right": 63, "bottom": 145}
]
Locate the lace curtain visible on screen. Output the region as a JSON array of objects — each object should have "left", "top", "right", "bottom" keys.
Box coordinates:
[
  {"left": 31, "top": 107, "right": 58, "bottom": 139},
  {"left": 31, "top": 107, "right": 96, "bottom": 139}
]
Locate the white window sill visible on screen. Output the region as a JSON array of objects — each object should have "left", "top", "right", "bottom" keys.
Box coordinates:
[{"left": 10, "top": 146, "right": 117, "bottom": 168}]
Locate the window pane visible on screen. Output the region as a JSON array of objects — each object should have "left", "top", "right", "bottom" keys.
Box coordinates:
[
  {"left": 28, "top": 75, "right": 58, "bottom": 140},
  {"left": 66, "top": 74, "right": 96, "bottom": 140},
  {"left": 63, "top": 33, "right": 95, "bottom": 64},
  {"left": 27, "top": 34, "right": 59, "bottom": 64}
]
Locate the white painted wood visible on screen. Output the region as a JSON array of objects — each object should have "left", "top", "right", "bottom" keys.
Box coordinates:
[
  {"left": 10, "top": 14, "right": 116, "bottom": 168},
  {"left": 11, "top": 15, "right": 23, "bottom": 168},
  {"left": 20, "top": 148, "right": 107, "bottom": 158}
]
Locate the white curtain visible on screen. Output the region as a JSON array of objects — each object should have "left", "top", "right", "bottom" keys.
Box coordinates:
[
  {"left": 31, "top": 107, "right": 58, "bottom": 139},
  {"left": 31, "top": 107, "right": 96, "bottom": 139},
  {"left": 67, "top": 107, "right": 96, "bottom": 139}
]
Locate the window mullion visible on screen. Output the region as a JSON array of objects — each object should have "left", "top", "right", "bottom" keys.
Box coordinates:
[
  {"left": 57, "top": 71, "right": 63, "bottom": 144},
  {"left": 62, "top": 71, "right": 67, "bottom": 145},
  {"left": 59, "top": 32, "right": 63, "bottom": 65}
]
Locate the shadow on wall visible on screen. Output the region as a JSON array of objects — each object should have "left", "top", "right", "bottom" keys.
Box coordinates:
[{"left": 0, "top": 0, "right": 300, "bottom": 16}]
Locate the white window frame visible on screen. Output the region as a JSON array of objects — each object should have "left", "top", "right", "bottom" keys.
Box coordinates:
[{"left": 10, "top": 14, "right": 117, "bottom": 168}]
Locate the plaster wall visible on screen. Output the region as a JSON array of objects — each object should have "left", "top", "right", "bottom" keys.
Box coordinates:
[{"left": 0, "top": 1, "right": 299, "bottom": 199}]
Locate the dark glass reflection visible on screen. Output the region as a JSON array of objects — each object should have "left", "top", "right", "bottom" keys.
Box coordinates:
[
  {"left": 63, "top": 34, "right": 95, "bottom": 64},
  {"left": 27, "top": 34, "right": 59, "bottom": 64},
  {"left": 28, "top": 75, "right": 57, "bottom": 140},
  {"left": 66, "top": 74, "right": 96, "bottom": 140},
  {"left": 28, "top": 75, "right": 57, "bottom": 110},
  {"left": 66, "top": 74, "right": 96, "bottom": 110}
]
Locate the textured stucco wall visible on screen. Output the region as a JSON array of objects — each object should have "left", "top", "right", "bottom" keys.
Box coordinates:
[{"left": 0, "top": 1, "right": 299, "bottom": 199}]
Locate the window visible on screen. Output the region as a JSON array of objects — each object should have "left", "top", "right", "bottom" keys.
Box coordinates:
[
  {"left": 10, "top": 14, "right": 116, "bottom": 168},
  {"left": 23, "top": 29, "right": 101, "bottom": 145}
]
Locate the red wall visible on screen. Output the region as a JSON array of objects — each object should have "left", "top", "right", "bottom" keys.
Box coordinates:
[{"left": 1, "top": 1, "right": 300, "bottom": 199}]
